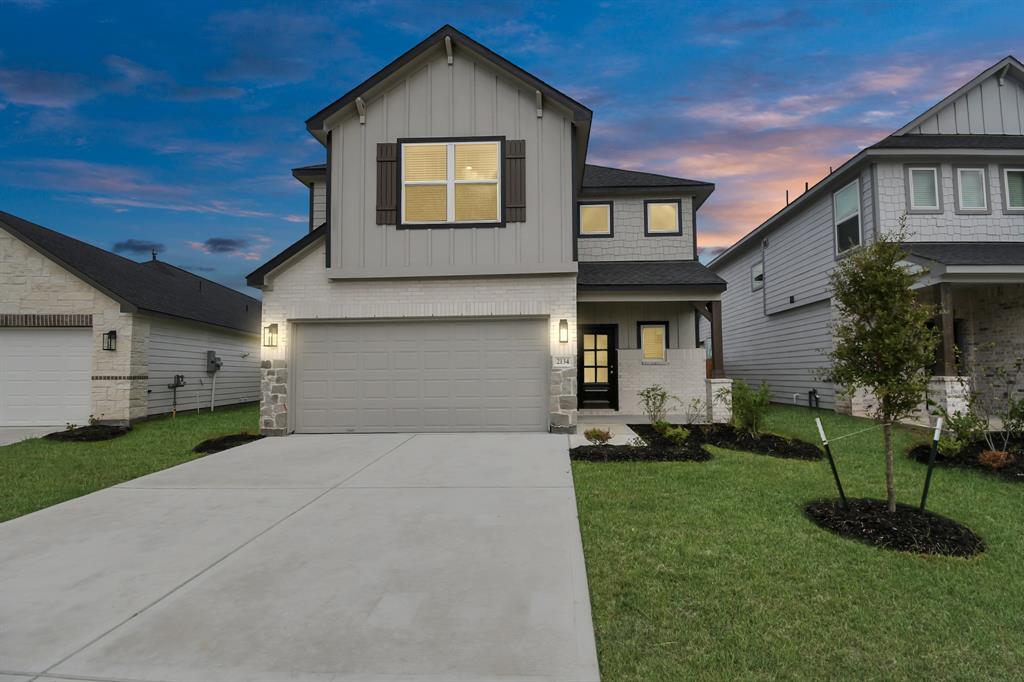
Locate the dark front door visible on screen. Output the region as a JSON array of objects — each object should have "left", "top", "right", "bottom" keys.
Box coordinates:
[{"left": 579, "top": 325, "right": 618, "bottom": 410}]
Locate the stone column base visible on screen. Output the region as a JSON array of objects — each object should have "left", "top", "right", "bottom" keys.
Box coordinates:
[
  {"left": 549, "top": 360, "right": 577, "bottom": 434},
  {"left": 706, "top": 378, "right": 733, "bottom": 424},
  {"left": 260, "top": 360, "right": 289, "bottom": 436},
  {"left": 926, "top": 376, "right": 971, "bottom": 421}
]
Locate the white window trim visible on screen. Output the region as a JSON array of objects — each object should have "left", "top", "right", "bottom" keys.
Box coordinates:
[
  {"left": 400, "top": 140, "right": 502, "bottom": 225},
  {"left": 833, "top": 179, "right": 862, "bottom": 256},
  {"left": 639, "top": 322, "right": 668, "bottom": 363},
  {"left": 907, "top": 166, "right": 941, "bottom": 212},
  {"left": 751, "top": 261, "right": 764, "bottom": 291},
  {"left": 1003, "top": 167, "right": 1024, "bottom": 211},
  {"left": 955, "top": 166, "right": 988, "bottom": 211}
]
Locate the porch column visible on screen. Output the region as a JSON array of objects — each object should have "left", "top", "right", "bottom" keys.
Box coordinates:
[
  {"left": 709, "top": 300, "right": 725, "bottom": 379},
  {"left": 937, "top": 282, "right": 956, "bottom": 376}
]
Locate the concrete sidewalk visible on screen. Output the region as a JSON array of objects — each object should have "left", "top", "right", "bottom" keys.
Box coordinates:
[{"left": 0, "top": 432, "right": 599, "bottom": 682}]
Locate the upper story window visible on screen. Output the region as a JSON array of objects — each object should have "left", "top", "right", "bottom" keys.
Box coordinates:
[
  {"left": 644, "top": 200, "right": 682, "bottom": 236},
  {"left": 401, "top": 139, "right": 501, "bottom": 225},
  {"left": 955, "top": 166, "right": 988, "bottom": 213},
  {"left": 751, "top": 261, "right": 764, "bottom": 291},
  {"left": 907, "top": 166, "right": 941, "bottom": 212},
  {"left": 579, "top": 201, "right": 613, "bottom": 237},
  {"left": 833, "top": 179, "right": 861, "bottom": 255},
  {"left": 1002, "top": 167, "right": 1024, "bottom": 213}
]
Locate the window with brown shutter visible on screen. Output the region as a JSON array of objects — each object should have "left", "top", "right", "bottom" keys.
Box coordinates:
[
  {"left": 375, "top": 142, "right": 397, "bottom": 225},
  {"left": 505, "top": 139, "right": 526, "bottom": 223}
]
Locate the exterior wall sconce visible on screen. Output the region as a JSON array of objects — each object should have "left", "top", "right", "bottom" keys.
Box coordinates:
[
  {"left": 558, "top": 318, "right": 569, "bottom": 343},
  {"left": 263, "top": 323, "right": 279, "bottom": 347},
  {"left": 102, "top": 330, "right": 117, "bottom": 351}
]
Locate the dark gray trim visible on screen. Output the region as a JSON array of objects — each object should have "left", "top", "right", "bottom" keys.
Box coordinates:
[
  {"left": 247, "top": 224, "right": 327, "bottom": 287},
  {"left": 325, "top": 131, "right": 333, "bottom": 268},
  {"left": 396, "top": 136, "right": 507, "bottom": 229},
  {"left": 904, "top": 163, "right": 943, "bottom": 214},
  {"left": 577, "top": 200, "right": 613, "bottom": 238},
  {"left": 999, "top": 165, "right": 1024, "bottom": 214},
  {"left": 291, "top": 165, "right": 326, "bottom": 186},
  {"left": 951, "top": 164, "right": 992, "bottom": 215},
  {"left": 643, "top": 199, "right": 683, "bottom": 236},
  {"left": 636, "top": 321, "right": 669, "bottom": 353},
  {"left": 691, "top": 201, "right": 698, "bottom": 261}
]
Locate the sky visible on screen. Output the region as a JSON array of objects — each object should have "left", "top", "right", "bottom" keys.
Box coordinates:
[{"left": 1, "top": 0, "right": 1022, "bottom": 294}]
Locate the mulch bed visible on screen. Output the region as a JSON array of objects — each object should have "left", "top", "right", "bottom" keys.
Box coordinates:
[
  {"left": 695, "top": 423, "right": 822, "bottom": 460},
  {"left": 193, "top": 433, "right": 264, "bottom": 454},
  {"left": 570, "top": 423, "right": 711, "bottom": 462},
  {"left": 804, "top": 498, "right": 985, "bottom": 558},
  {"left": 44, "top": 424, "right": 130, "bottom": 442},
  {"left": 907, "top": 442, "right": 1024, "bottom": 483}
]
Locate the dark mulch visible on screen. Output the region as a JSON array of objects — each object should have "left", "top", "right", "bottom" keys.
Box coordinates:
[
  {"left": 804, "top": 498, "right": 985, "bottom": 558},
  {"left": 193, "top": 433, "right": 264, "bottom": 454},
  {"left": 908, "top": 442, "right": 1024, "bottom": 482},
  {"left": 629, "top": 422, "right": 821, "bottom": 461},
  {"left": 44, "top": 424, "right": 130, "bottom": 442},
  {"left": 571, "top": 423, "right": 711, "bottom": 462}
]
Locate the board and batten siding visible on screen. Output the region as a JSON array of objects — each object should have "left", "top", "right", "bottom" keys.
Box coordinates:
[
  {"left": 705, "top": 244, "right": 836, "bottom": 408},
  {"left": 145, "top": 317, "right": 260, "bottom": 416},
  {"left": 908, "top": 73, "right": 1024, "bottom": 135},
  {"left": 577, "top": 196, "right": 695, "bottom": 262},
  {"left": 327, "top": 49, "right": 575, "bottom": 278},
  {"left": 578, "top": 302, "right": 697, "bottom": 350}
]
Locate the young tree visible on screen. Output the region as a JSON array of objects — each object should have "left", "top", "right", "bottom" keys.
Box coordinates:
[{"left": 828, "top": 220, "right": 940, "bottom": 512}]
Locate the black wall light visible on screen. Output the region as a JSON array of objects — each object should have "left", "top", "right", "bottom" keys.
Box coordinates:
[
  {"left": 263, "top": 323, "right": 279, "bottom": 347},
  {"left": 558, "top": 318, "right": 569, "bottom": 343},
  {"left": 102, "top": 330, "right": 117, "bottom": 351}
]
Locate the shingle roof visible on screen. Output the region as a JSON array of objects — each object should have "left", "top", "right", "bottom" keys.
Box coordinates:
[
  {"left": 577, "top": 260, "right": 725, "bottom": 288},
  {"left": 903, "top": 242, "right": 1024, "bottom": 266},
  {"left": 873, "top": 134, "right": 1024, "bottom": 150},
  {"left": 582, "top": 164, "right": 712, "bottom": 190},
  {"left": 0, "top": 211, "right": 261, "bottom": 333}
]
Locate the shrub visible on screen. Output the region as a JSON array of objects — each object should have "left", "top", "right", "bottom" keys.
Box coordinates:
[
  {"left": 651, "top": 420, "right": 689, "bottom": 446},
  {"left": 942, "top": 407, "right": 987, "bottom": 445},
  {"left": 682, "top": 397, "right": 707, "bottom": 425},
  {"left": 937, "top": 436, "right": 965, "bottom": 460},
  {"left": 583, "top": 427, "right": 613, "bottom": 445},
  {"left": 979, "top": 449, "right": 1016, "bottom": 471},
  {"left": 731, "top": 379, "right": 771, "bottom": 437},
  {"left": 637, "top": 384, "right": 677, "bottom": 424}
]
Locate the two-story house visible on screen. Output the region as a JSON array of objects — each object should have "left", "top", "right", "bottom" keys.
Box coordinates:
[
  {"left": 706, "top": 56, "right": 1024, "bottom": 419},
  {"left": 246, "top": 25, "right": 728, "bottom": 435}
]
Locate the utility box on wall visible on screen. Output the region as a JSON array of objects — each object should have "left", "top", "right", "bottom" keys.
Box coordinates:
[{"left": 206, "top": 350, "right": 222, "bottom": 374}]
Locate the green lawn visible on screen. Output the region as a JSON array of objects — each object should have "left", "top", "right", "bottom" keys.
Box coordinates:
[
  {"left": 573, "top": 405, "right": 1024, "bottom": 681},
  {"left": 0, "top": 404, "right": 259, "bottom": 523}
]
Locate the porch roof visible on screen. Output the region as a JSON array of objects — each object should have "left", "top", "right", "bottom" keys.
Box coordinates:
[
  {"left": 577, "top": 260, "right": 725, "bottom": 289},
  {"left": 904, "top": 242, "right": 1024, "bottom": 266}
]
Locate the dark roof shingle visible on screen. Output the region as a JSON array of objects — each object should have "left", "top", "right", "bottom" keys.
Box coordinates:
[
  {"left": 873, "top": 134, "right": 1024, "bottom": 150},
  {"left": 582, "top": 164, "right": 712, "bottom": 190},
  {"left": 903, "top": 242, "right": 1024, "bottom": 266},
  {"left": 0, "top": 211, "right": 261, "bottom": 333},
  {"left": 578, "top": 260, "right": 725, "bottom": 288}
]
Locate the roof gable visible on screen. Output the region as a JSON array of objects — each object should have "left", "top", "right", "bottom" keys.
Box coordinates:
[{"left": 895, "top": 56, "right": 1024, "bottom": 136}]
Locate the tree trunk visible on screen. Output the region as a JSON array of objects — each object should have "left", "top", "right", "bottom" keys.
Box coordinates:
[{"left": 884, "top": 422, "right": 896, "bottom": 513}]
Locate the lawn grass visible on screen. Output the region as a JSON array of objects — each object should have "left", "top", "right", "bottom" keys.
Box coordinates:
[
  {"left": 573, "top": 404, "right": 1024, "bottom": 681},
  {"left": 0, "top": 404, "right": 258, "bottom": 523}
]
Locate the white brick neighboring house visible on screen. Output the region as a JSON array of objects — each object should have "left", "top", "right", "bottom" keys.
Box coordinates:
[
  {"left": 0, "top": 211, "right": 262, "bottom": 427},
  {"left": 704, "top": 55, "right": 1024, "bottom": 421},
  {"left": 246, "top": 25, "right": 731, "bottom": 436}
]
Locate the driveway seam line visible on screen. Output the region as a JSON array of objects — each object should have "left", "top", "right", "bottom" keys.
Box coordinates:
[{"left": 35, "top": 433, "right": 418, "bottom": 678}]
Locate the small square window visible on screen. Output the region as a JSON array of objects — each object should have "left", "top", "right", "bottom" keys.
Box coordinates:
[
  {"left": 644, "top": 200, "right": 681, "bottom": 235},
  {"left": 638, "top": 322, "right": 668, "bottom": 362},
  {"left": 579, "top": 202, "right": 612, "bottom": 236},
  {"left": 751, "top": 261, "right": 764, "bottom": 291},
  {"left": 1003, "top": 168, "right": 1024, "bottom": 212},
  {"left": 908, "top": 166, "right": 940, "bottom": 212}
]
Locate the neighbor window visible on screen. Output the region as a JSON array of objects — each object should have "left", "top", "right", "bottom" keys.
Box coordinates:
[
  {"left": 579, "top": 202, "right": 612, "bottom": 236},
  {"left": 644, "top": 200, "right": 682, "bottom": 235},
  {"left": 401, "top": 140, "right": 501, "bottom": 225},
  {"left": 1003, "top": 168, "right": 1024, "bottom": 212},
  {"left": 751, "top": 261, "right": 764, "bottom": 291},
  {"left": 908, "top": 166, "right": 940, "bottom": 212},
  {"left": 833, "top": 179, "right": 861, "bottom": 254},
  {"left": 638, "top": 322, "right": 668, "bottom": 362},
  {"left": 956, "top": 167, "right": 988, "bottom": 212}
]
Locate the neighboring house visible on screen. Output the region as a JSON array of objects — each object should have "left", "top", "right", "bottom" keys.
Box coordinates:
[
  {"left": 246, "top": 25, "right": 729, "bottom": 435},
  {"left": 0, "top": 211, "right": 262, "bottom": 427},
  {"left": 705, "top": 56, "right": 1024, "bottom": 418}
]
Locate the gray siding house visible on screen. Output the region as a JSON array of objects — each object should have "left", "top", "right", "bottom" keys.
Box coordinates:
[
  {"left": 247, "top": 25, "right": 730, "bottom": 435},
  {"left": 706, "top": 56, "right": 1024, "bottom": 418}
]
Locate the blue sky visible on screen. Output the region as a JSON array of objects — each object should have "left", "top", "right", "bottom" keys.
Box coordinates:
[{"left": 1, "top": 1, "right": 1022, "bottom": 294}]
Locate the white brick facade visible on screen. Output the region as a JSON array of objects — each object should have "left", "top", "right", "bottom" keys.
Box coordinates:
[{"left": 578, "top": 196, "right": 695, "bottom": 261}]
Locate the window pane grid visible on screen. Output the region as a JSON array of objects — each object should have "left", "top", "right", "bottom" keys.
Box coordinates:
[
  {"left": 401, "top": 141, "right": 501, "bottom": 224},
  {"left": 958, "top": 168, "right": 986, "bottom": 210}
]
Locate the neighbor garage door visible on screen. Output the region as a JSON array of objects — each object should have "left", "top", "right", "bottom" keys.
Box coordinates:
[
  {"left": 0, "top": 328, "right": 92, "bottom": 426},
  {"left": 293, "top": 318, "right": 549, "bottom": 433}
]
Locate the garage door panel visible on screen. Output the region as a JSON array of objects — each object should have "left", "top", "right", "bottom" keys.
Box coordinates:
[
  {"left": 1, "top": 328, "right": 92, "bottom": 427},
  {"left": 294, "top": 319, "right": 548, "bottom": 433}
]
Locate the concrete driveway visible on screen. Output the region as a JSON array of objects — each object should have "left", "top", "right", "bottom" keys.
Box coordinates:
[
  {"left": 0, "top": 433, "right": 599, "bottom": 682},
  {"left": 0, "top": 426, "right": 57, "bottom": 447}
]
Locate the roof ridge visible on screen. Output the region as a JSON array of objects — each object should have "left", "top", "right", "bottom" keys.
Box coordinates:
[{"left": 142, "top": 259, "right": 261, "bottom": 303}]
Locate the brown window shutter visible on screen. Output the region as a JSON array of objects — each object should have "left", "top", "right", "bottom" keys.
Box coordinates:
[
  {"left": 505, "top": 140, "right": 526, "bottom": 223},
  {"left": 376, "top": 142, "right": 398, "bottom": 225}
]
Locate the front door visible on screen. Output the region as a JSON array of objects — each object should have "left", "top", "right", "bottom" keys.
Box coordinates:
[{"left": 578, "top": 325, "right": 618, "bottom": 410}]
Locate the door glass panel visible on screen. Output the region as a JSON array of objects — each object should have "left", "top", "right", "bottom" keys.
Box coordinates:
[
  {"left": 596, "top": 368, "right": 608, "bottom": 382},
  {"left": 596, "top": 335, "right": 607, "bottom": 350},
  {"left": 584, "top": 367, "right": 595, "bottom": 383},
  {"left": 583, "top": 351, "right": 594, "bottom": 366},
  {"left": 596, "top": 350, "right": 607, "bottom": 365},
  {"left": 584, "top": 334, "right": 595, "bottom": 350},
  {"left": 581, "top": 331, "right": 612, "bottom": 385}
]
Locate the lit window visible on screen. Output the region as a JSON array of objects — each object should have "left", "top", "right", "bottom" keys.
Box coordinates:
[
  {"left": 833, "top": 180, "right": 861, "bottom": 254},
  {"left": 908, "top": 166, "right": 940, "bottom": 211},
  {"left": 401, "top": 140, "right": 500, "bottom": 224},
  {"left": 645, "top": 200, "right": 681, "bottom": 235},
  {"left": 579, "top": 202, "right": 612, "bottom": 236},
  {"left": 751, "top": 261, "right": 764, "bottom": 291},
  {"left": 1003, "top": 168, "right": 1024, "bottom": 211},
  {"left": 639, "top": 322, "right": 668, "bottom": 362},
  {"left": 956, "top": 167, "right": 987, "bottom": 211}
]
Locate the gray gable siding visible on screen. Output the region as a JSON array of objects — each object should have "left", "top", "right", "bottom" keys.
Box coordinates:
[
  {"left": 311, "top": 182, "right": 327, "bottom": 227},
  {"left": 577, "top": 196, "right": 695, "bottom": 262},
  {"left": 328, "top": 50, "right": 574, "bottom": 279},
  {"left": 909, "top": 73, "right": 1024, "bottom": 135}
]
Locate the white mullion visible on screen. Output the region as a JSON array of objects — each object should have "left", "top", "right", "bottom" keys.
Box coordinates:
[{"left": 446, "top": 143, "right": 455, "bottom": 222}]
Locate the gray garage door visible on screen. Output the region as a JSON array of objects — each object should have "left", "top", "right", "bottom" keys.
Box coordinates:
[{"left": 293, "top": 318, "right": 549, "bottom": 433}]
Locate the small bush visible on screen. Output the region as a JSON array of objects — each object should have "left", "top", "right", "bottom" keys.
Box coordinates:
[
  {"left": 979, "top": 450, "right": 1016, "bottom": 471},
  {"left": 663, "top": 424, "right": 690, "bottom": 447},
  {"left": 731, "top": 379, "right": 771, "bottom": 437},
  {"left": 937, "top": 436, "right": 965, "bottom": 459},
  {"left": 638, "top": 384, "right": 676, "bottom": 424},
  {"left": 943, "top": 408, "right": 987, "bottom": 445},
  {"left": 583, "top": 427, "right": 613, "bottom": 445}
]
